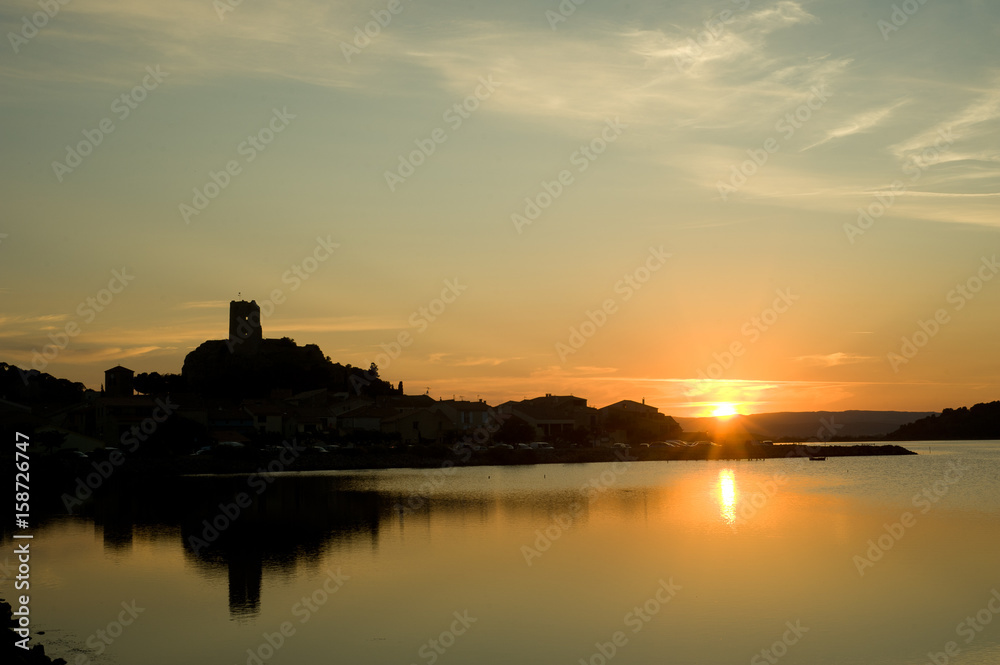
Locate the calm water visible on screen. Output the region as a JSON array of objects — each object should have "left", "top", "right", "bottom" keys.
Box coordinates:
[{"left": 5, "top": 442, "right": 1000, "bottom": 665}]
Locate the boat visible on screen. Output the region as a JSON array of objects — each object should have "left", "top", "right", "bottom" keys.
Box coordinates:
[{"left": 808, "top": 456, "right": 826, "bottom": 461}]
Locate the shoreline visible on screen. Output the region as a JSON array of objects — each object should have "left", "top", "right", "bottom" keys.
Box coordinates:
[
  {"left": 1, "top": 600, "right": 64, "bottom": 665},
  {"left": 56, "top": 442, "right": 917, "bottom": 477},
  {"left": 14, "top": 443, "right": 916, "bottom": 515}
]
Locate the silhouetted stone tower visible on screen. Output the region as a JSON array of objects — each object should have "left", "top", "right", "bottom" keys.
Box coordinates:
[{"left": 229, "top": 300, "right": 262, "bottom": 353}]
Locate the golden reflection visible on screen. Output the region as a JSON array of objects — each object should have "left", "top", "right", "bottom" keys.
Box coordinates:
[{"left": 718, "top": 469, "right": 737, "bottom": 524}]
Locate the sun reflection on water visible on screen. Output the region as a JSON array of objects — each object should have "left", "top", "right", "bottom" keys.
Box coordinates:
[{"left": 718, "top": 469, "right": 737, "bottom": 525}]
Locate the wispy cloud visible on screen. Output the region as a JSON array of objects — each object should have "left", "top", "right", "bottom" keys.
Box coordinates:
[
  {"left": 0, "top": 0, "right": 843, "bottom": 136},
  {"left": 0, "top": 313, "right": 71, "bottom": 328},
  {"left": 898, "top": 85, "right": 1000, "bottom": 148},
  {"left": 632, "top": 1, "right": 819, "bottom": 76},
  {"left": 890, "top": 82, "right": 1000, "bottom": 168},
  {"left": 794, "top": 352, "right": 876, "bottom": 367},
  {"left": 801, "top": 99, "right": 908, "bottom": 151},
  {"left": 268, "top": 317, "right": 401, "bottom": 335},
  {"left": 0, "top": 344, "right": 165, "bottom": 367},
  {"left": 425, "top": 353, "right": 519, "bottom": 367},
  {"left": 178, "top": 300, "right": 232, "bottom": 310}
]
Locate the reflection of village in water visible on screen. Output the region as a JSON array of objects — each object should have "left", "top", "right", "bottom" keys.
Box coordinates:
[{"left": 74, "top": 472, "right": 662, "bottom": 619}]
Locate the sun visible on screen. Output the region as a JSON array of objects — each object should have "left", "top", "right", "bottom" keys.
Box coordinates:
[{"left": 712, "top": 402, "right": 739, "bottom": 418}]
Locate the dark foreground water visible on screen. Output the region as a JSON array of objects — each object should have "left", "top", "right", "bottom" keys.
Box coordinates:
[{"left": 4, "top": 442, "right": 1000, "bottom": 665}]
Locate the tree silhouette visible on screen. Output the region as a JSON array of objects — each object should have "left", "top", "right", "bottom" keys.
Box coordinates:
[{"left": 885, "top": 401, "right": 1000, "bottom": 440}]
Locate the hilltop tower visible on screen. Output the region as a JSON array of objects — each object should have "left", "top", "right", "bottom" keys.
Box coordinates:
[{"left": 229, "top": 299, "right": 262, "bottom": 353}]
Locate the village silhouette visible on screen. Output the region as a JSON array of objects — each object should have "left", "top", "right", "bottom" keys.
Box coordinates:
[
  {"left": 1, "top": 300, "right": 993, "bottom": 630},
  {"left": 5, "top": 299, "right": 691, "bottom": 456},
  {"left": 3, "top": 298, "right": 990, "bottom": 463}
]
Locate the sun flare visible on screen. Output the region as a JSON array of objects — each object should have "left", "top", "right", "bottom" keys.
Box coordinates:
[{"left": 712, "top": 402, "right": 739, "bottom": 418}]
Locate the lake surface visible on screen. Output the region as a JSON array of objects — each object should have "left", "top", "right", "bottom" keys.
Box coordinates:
[{"left": 5, "top": 442, "right": 1000, "bottom": 665}]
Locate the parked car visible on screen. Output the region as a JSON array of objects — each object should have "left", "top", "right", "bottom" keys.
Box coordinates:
[{"left": 56, "top": 449, "right": 89, "bottom": 459}]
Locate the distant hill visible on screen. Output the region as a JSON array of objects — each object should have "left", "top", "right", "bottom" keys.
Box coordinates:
[
  {"left": 884, "top": 401, "right": 1000, "bottom": 440},
  {"left": 676, "top": 410, "right": 937, "bottom": 440}
]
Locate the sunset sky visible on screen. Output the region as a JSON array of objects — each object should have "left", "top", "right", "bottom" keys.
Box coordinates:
[{"left": 2, "top": 0, "right": 998, "bottom": 416}]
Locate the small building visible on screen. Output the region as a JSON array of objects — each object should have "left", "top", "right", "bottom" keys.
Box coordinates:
[
  {"left": 95, "top": 395, "right": 158, "bottom": 444},
  {"left": 497, "top": 394, "right": 597, "bottom": 441},
  {"left": 104, "top": 365, "right": 134, "bottom": 398},
  {"left": 241, "top": 401, "right": 292, "bottom": 437},
  {"left": 436, "top": 399, "right": 494, "bottom": 431},
  {"left": 598, "top": 399, "right": 681, "bottom": 444},
  {"left": 380, "top": 408, "right": 453, "bottom": 445}
]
